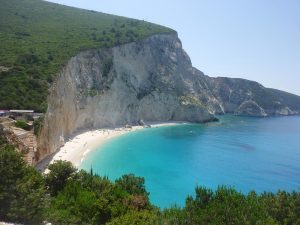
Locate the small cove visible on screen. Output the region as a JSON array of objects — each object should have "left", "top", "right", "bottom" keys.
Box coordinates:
[{"left": 80, "top": 115, "right": 300, "bottom": 208}]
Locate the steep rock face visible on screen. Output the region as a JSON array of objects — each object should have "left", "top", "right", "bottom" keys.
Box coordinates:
[
  {"left": 208, "top": 77, "right": 300, "bottom": 116},
  {"left": 37, "top": 33, "right": 300, "bottom": 161},
  {"left": 37, "top": 34, "right": 217, "bottom": 160},
  {"left": 234, "top": 100, "right": 267, "bottom": 117}
]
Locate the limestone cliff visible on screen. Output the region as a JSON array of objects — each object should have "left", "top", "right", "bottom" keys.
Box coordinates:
[
  {"left": 37, "top": 33, "right": 300, "bottom": 161},
  {"left": 208, "top": 77, "right": 300, "bottom": 116}
]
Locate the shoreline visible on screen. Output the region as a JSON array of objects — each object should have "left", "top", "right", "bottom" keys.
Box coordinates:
[{"left": 39, "top": 122, "right": 185, "bottom": 172}]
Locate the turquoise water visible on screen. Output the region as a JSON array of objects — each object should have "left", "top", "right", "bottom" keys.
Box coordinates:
[{"left": 80, "top": 115, "right": 300, "bottom": 208}]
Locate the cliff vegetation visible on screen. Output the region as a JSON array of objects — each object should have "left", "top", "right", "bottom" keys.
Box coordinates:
[{"left": 0, "top": 0, "right": 174, "bottom": 112}]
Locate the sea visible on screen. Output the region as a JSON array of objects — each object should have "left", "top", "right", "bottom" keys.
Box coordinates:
[{"left": 80, "top": 115, "right": 300, "bottom": 208}]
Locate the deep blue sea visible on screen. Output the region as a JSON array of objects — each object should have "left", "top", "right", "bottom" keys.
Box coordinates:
[{"left": 80, "top": 115, "right": 300, "bottom": 208}]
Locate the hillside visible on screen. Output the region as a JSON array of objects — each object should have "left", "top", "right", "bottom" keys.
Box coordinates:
[{"left": 0, "top": 0, "right": 174, "bottom": 112}]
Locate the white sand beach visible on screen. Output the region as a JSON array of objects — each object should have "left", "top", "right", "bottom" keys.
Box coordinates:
[{"left": 42, "top": 122, "right": 183, "bottom": 172}]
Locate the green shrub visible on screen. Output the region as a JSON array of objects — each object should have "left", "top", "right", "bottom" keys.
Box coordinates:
[
  {"left": 107, "top": 210, "right": 159, "bottom": 225},
  {"left": 33, "top": 116, "right": 44, "bottom": 136},
  {"left": 0, "top": 145, "right": 47, "bottom": 224},
  {"left": 15, "top": 120, "right": 31, "bottom": 131},
  {"left": 45, "top": 160, "right": 77, "bottom": 196}
]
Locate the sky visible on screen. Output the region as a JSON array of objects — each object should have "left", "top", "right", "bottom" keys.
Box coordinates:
[{"left": 47, "top": 0, "right": 300, "bottom": 95}]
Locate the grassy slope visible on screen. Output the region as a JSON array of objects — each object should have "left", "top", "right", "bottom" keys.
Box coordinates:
[{"left": 0, "top": 0, "right": 174, "bottom": 112}]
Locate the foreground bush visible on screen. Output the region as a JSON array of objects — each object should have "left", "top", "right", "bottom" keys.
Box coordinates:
[
  {"left": 0, "top": 146, "right": 299, "bottom": 224},
  {"left": 0, "top": 144, "right": 46, "bottom": 224}
]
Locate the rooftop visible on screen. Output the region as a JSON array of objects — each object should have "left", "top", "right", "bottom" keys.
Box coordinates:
[{"left": 9, "top": 110, "right": 34, "bottom": 113}]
